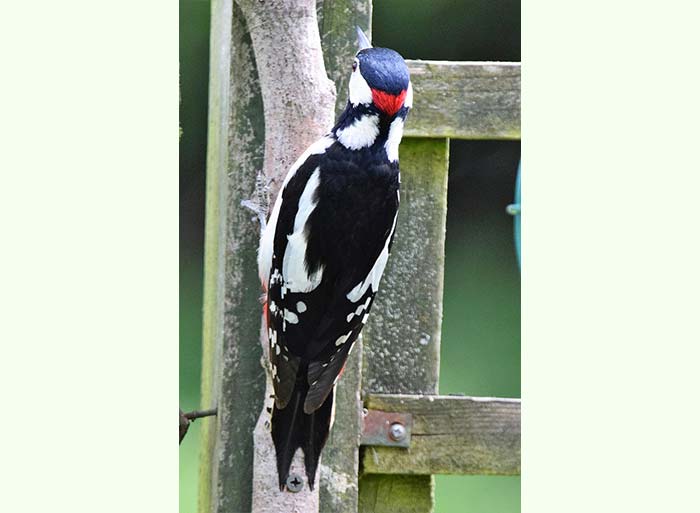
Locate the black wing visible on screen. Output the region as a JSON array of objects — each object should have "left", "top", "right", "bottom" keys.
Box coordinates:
[{"left": 266, "top": 142, "right": 400, "bottom": 413}]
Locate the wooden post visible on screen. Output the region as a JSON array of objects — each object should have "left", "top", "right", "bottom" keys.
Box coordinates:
[
  {"left": 359, "top": 138, "right": 450, "bottom": 513},
  {"left": 199, "top": 1, "right": 266, "bottom": 512}
]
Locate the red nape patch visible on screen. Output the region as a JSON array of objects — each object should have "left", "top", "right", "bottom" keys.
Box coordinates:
[{"left": 371, "top": 88, "right": 407, "bottom": 116}]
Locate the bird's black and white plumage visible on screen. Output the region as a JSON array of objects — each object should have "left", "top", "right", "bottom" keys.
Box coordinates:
[{"left": 257, "top": 28, "right": 412, "bottom": 491}]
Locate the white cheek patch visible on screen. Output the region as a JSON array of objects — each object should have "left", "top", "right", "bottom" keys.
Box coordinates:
[
  {"left": 349, "top": 61, "right": 373, "bottom": 106},
  {"left": 337, "top": 114, "right": 379, "bottom": 150}
]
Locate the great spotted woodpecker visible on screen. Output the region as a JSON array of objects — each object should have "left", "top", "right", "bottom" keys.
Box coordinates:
[{"left": 257, "top": 27, "right": 412, "bottom": 491}]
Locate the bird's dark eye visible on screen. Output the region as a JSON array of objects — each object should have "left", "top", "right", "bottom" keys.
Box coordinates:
[{"left": 352, "top": 61, "right": 358, "bottom": 72}]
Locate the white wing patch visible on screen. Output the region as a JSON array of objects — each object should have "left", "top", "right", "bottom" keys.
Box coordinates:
[
  {"left": 347, "top": 212, "right": 398, "bottom": 303},
  {"left": 282, "top": 168, "right": 324, "bottom": 293},
  {"left": 258, "top": 136, "right": 334, "bottom": 288},
  {"left": 337, "top": 114, "right": 379, "bottom": 150}
]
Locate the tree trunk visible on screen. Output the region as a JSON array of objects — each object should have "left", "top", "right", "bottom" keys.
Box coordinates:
[
  {"left": 231, "top": 1, "right": 337, "bottom": 512},
  {"left": 236, "top": 0, "right": 336, "bottom": 200}
]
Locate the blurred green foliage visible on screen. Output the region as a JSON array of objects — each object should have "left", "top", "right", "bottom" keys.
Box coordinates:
[{"left": 180, "top": 1, "right": 520, "bottom": 512}]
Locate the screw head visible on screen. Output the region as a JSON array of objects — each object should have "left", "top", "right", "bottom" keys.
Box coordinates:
[
  {"left": 286, "top": 473, "right": 303, "bottom": 493},
  {"left": 388, "top": 422, "right": 406, "bottom": 442}
]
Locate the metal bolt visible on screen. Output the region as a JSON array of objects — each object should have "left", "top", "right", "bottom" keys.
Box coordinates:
[
  {"left": 286, "top": 473, "right": 303, "bottom": 493},
  {"left": 388, "top": 422, "right": 406, "bottom": 442}
]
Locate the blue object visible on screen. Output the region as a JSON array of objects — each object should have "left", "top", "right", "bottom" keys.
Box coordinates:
[{"left": 506, "top": 163, "right": 521, "bottom": 269}]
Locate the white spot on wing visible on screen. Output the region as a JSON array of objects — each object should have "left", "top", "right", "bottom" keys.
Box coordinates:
[
  {"left": 282, "top": 168, "right": 325, "bottom": 293},
  {"left": 335, "top": 330, "right": 353, "bottom": 346},
  {"left": 296, "top": 301, "right": 307, "bottom": 313},
  {"left": 347, "top": 295, "right": 373, "bottom": 322},
  {"left": 269, "top": 269, "right": 282, "bottom": 285},
  {"left": 284, "top": 309, "right": 299, "bottom": 324}
]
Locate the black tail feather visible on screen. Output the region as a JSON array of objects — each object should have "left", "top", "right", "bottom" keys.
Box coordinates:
[
  {"left": 271, "top": 380, "right": 334, "bottom": 491},
  {"left": 303, "top": 391, "right": 334, "bottom": 490}
]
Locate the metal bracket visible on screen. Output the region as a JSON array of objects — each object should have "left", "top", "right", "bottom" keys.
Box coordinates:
[{"left": 360, "top": 409, "right": 413, "bottom": 448}]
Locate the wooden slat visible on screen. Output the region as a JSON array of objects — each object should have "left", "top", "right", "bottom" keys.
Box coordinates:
[
  {"left": 362, "top": 394, "right": 521, "bottom": 476},
  {"left": 199, "top": 1, "right": 267, "bottom": 512},
  {"left": 358, "top": 137, "right": 449, "bottom": 513},
  {"left": 361, "top": 138, "right": 448, "bottom": 396},
  {"left": 404, "top": 60, "right": 520, "bottom": 140}
]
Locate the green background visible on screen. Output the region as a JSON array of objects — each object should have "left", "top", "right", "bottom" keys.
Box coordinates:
[{"left": 180, "top": 1, "right": 521, "bottom": 511}]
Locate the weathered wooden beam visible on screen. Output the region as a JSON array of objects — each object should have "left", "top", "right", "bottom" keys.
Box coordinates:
[
  {"left": 199, "top": 1, "right": 266, "bottom": 512},
  {"left": 404, "top": 60, "right": 520, "bottom": 140},
  {"left": 361, "top": 138, "right": 448, "bottom": 396},
  {"left": 359, "top": 137, "right": 450, "bottom": 513},
  {"left": 361, "top": 394, "right": 521, "bottom": 476}
]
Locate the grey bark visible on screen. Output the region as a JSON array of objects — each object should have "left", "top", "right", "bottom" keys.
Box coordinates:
[{"left": 236, "top": 0, "right": 336, "bottom": 200}]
